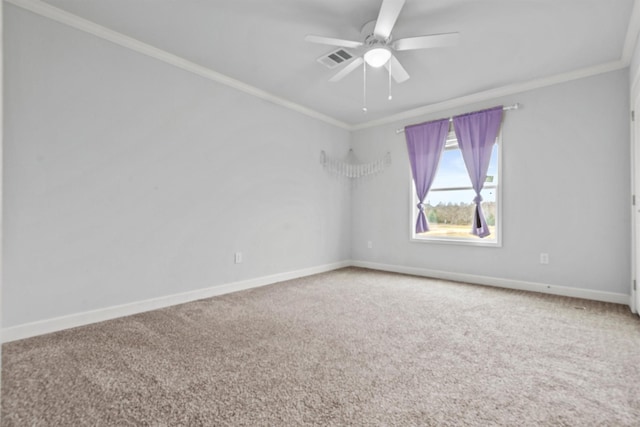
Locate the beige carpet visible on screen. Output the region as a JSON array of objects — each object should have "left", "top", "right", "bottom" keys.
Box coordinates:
[{"left": 2, "top": 267, "right": 640, "bottom": 426}]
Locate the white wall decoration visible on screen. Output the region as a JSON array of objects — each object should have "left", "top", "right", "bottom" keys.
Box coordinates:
[{"left": 320, "top": 149, "right": 391, "bottom": 179}]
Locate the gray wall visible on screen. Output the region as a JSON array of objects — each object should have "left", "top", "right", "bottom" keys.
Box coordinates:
[
  {"left": 3, "top": 5, "right": 634, "bottom": 329},
  {"left": 3, "top": 5, "right": 351, "bottom": 327},
  {"left": 351, "top": 69, "right": 631, "bottom": 294}
]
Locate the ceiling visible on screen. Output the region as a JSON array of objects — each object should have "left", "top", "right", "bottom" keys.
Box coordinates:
[{"left": 20, "top": 0, "right": 640, "bottom": 127}]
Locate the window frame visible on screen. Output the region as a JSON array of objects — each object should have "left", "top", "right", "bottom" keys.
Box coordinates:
[{"left": 409, "top": 130, "right": 503, "bottom": 247}]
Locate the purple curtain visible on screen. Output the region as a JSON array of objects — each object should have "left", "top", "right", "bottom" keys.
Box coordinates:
[
  {"left": 453, "top": 106, "right": 503, "bottom": 238},
  {"left": 405, "top": 118, "right": 450, "bottom": 233}
]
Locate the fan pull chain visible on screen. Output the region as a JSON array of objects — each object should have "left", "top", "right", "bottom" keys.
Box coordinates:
[
  {"left": 362, "top": 62, "right": 367, "bottom": 113},
  {"left": 388, "top": 60, "right": 393, "bottom": 101}
]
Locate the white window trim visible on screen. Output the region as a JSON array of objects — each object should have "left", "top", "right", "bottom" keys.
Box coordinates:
[{"left": 409, "top": 132, "right": 503, "bottom": 248}]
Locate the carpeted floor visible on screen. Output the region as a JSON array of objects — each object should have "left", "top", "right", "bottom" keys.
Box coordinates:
[{"left": 2, "top": 267, "right": 640, "bottom": 426}]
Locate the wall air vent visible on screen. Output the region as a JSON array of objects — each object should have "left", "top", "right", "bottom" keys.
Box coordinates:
[{"left": 317, "top": 49, "right": 354, "bottom": 69}]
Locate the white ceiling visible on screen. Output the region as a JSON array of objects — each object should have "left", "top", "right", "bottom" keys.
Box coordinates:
[{"left": 23, "top": 0, "right": 640, "bottom": 126}]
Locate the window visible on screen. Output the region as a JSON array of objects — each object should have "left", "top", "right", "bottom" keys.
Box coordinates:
[{"left": 411, "top": 129, "right": 501, "bottom": 246}]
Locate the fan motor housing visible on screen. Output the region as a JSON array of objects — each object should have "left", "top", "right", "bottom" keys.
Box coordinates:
[{"left": 361, "top": 20, "right": 391, "bottom": 46}]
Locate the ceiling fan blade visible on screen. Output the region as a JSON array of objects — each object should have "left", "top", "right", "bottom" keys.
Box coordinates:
[
  {"left": 384, "top": 55, "right": 409, "bottom": 83},
  {"left": 393, "top": 32, "right": 460, "bottom": 51},
  {"left": 329, "top": 57, "right": 364, "bottom": 82},
  {"left": 374, "top": 0, "right": 406, "bottom": 40},
  {"left": 305, "top": 35, "right": 363, "bottom": 49}
]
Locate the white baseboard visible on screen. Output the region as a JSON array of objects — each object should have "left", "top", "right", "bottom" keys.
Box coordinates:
[
  {"left": 351, "top": 260, "right": 631, "bottom": 306},
  {"left": 1, "top": 261, "right": 350, "bottom": 343},
  {"left": 2, "top": 259, "right": 631, "bottom": 343}
]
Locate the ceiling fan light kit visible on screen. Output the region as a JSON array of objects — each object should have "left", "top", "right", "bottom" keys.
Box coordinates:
[
  {"left": 364, "top": 47, "right": 392, "bottom": 67},
  {"left": 304, "top": 0, "right": 460, "bottom": 111}
]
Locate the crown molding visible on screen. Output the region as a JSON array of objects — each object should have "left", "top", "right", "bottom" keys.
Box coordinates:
[
  {"left": 6, "top": 0, "right": 636, "bottom": 133},
  {"left": 351, "top": 60, "right": 628, "bottom": 131},
  {"left": 5, "top": 0, "right": 351, "bottom": 130}
]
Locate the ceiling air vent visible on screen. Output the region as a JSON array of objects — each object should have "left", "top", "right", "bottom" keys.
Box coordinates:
[{"left": 317, "top": 49, "right": 354, "bottom": 69}]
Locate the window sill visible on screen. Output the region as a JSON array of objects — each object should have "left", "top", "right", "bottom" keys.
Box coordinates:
[{"left": 410, "top": 236, "right": 502, "bottom": 248}]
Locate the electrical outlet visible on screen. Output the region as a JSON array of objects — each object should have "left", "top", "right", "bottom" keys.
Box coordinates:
[
  {"left": 235, "top": 252, "right": 243, "bottom": 264},
  {"left": 539, "top": 253, "right": 549, "bottom": 265},
  {"left": 367, "top": 241, "right": 373, "bottom": 249}
]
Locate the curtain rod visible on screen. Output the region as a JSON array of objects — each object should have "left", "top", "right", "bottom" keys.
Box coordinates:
[{"left": 395, "top": 103, "right": 520, "bottom": 134}]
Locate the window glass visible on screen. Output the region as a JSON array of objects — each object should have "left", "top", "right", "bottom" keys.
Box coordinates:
[{"left": 412, "top": 134, "right": 500, "bottom": 245}]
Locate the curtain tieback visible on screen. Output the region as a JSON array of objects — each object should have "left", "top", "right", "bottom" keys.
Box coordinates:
[
  {"left": 473, "top": 195, "right": 483, "bottom": 204},
  {"left": 417, "top": 203, "right": 426, "bottom": 212}
]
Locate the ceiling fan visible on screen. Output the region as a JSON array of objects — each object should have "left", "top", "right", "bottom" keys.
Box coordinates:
[{"left": 305, "top": 0, "right": 459, "bottom": 84}]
